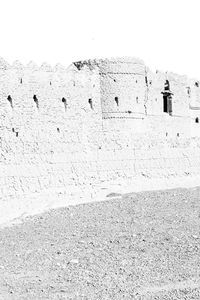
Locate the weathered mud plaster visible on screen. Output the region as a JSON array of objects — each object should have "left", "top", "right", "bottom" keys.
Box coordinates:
[{"left": 1, "top": 56, "right": 200, "bottom": 225}]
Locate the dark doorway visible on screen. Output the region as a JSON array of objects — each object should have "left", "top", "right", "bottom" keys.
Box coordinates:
[
  {"left": 163, "top": 95, "right": 168, "bottom": 113},
  {"left": 163, "top": 94, "right": 172, "bottom": 115}
]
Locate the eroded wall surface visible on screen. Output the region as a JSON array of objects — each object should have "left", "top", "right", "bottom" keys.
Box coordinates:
[{"left": 1, "top": 56, "right": 200, "bottom": 224}]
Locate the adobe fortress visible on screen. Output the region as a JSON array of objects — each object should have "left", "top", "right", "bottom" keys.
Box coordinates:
[{"left": 1, "top": 56, "right": 200, "bottom": 224}]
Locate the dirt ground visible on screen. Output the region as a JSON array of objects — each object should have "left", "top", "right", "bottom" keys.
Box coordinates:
[{"left": 1, "top": 187, "right": 200, "bottom": 299}]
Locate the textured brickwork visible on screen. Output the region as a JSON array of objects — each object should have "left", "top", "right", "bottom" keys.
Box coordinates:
[{"left": 1, "top": 56, "right": 200, "bottom": 224}]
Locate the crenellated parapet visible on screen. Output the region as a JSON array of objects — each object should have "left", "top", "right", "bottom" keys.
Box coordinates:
[
  {"left": 1, "top": 56, "right": 200, "bottom": 225},
  {"left": 0, "top": 56, "right": 200, "bottom": 140}
]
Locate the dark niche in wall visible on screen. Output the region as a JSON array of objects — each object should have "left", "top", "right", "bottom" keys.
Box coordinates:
[
  {"left": 88, "top": 98, "right": 93, "bottom": 110},
  {"left": 195, "top": 82, "right": 199, "bottom": 87},
  {"left": 7, "top": 95, "right": 13, "bottom": 108},
  {"left": 186, "top": 87, "right": 191, "bottom": 97},
  {"left": 33, "top": 95, "right": 39, "bottom": 109},
  {"left": 164, "top": 80, "right": 170, "bottom": 91},
  {"left": 20, "top": 78, "right": 23, "bottom": 84},
  {"left": 163, "top": 94, "right": 173, "bottom": 115},
  {"left": 162, "top": 80, "right": 173, "bottom": 115},
  {"left": 163, "top": 95, "right": 168, "bottom": 113},
  {"left": 195, "top": 117, "right": 199, "bottom": 123},
  {"left": 115, "top": 97, "right": 119, "bottom": 106},
  {"left": 62, "top": 97, "right": 67, "bottom": 111}
]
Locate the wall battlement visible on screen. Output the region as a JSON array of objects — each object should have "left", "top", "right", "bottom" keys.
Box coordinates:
[{"left": 1, "top": 56, "right": 200, "bottom": 225}]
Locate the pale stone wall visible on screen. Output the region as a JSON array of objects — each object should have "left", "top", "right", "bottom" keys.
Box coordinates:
[{"left": 1, "top": 56, "right": 200, "bottom": 225}]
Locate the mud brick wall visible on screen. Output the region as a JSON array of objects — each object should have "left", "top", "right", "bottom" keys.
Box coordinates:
[{"left": 0, "top": 56, "right": 200, "bottom": 224}]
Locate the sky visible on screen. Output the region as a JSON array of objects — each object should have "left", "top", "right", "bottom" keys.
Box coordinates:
[{"left": 0, "top": 0, "right": 200, "bottom": 78}]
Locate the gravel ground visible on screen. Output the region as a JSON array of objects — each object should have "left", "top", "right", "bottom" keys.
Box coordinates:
[{"left": 1, "top": 187, "right": 200, "bottom": 299}]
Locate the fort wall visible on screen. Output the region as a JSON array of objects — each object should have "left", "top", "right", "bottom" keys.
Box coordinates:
[{"left": 1, "top": 57, "right": 200, "bottom": 225}]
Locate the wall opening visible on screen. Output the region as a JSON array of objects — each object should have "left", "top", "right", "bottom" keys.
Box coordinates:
[
  {"left": 16, "top": 132, "right": 19, "bottom": 137},
  {"left": 195, "top": 82, "right": 199, "bottom": 87},
  {"left": 163, "top": 94, "right": 172, "bottom": 115},
  {"left": 145, "top": 76, "right": 148, "bottom": 87},
  {"left": 162, "top": 80, "right": 173, "bottom": 115},
  {"left": 62, "top": 97, "right": 67, "bottom": 111},
  {"left": 195, "top": 117, "right": 199, "bottom": 123},
  {"left": 20, "top": 78, "right": 23, "bottom": 84},
  {"left": 7, "top": 95, "right": 13, "bottom": 108},
  {"left": 115, "top": 97, "right": 119, "bottom": 106},
  {"left": 186, "top": 87, "right": 191, "bottom": 97},
  {"left": 163, "top": 95, "right": 168, "bottom": 113},
  {"left": 88, "top": 98, "right": 93, "bottom": 110},
  {"left": 33, "top": 95, "right": 39, "bottom": 109},
  {"left": 164, "top": 80, "right": 170, "bottom": 91},
  {"left": 12, "top": 128, "right": 15, "bottom": 132},
  {"left": 177, "top": 133, "right": 179, "bottom": 137},
  {"left": 57, "top": 128, "right": 60, "bottom": 132}
]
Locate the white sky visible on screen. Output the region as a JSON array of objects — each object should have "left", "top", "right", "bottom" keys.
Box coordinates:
[{"left": 0, "top": 0, "right": 200, "bottom": 78}]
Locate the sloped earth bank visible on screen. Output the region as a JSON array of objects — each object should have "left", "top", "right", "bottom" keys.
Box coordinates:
[{"left": 0, "top": 187, "right": 200, "bottom": 299}]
